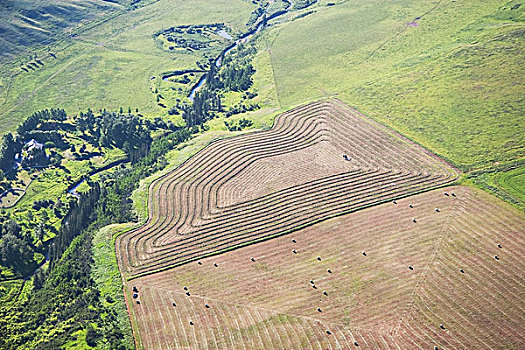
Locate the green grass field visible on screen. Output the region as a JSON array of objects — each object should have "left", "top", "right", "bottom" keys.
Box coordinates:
[
  {"left": 0, "top": 0, "right": 255, "bottom": 135},
  {"left": 254, "top": 0, "right": 524, "bottom": 205}
]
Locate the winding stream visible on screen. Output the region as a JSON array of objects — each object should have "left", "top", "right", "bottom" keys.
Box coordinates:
[
  {"left": 67, "top": 158, "right": 128, "bottom": 198},
  {"left": 188, "top": 0, "right": 298, "bottom": 101}
]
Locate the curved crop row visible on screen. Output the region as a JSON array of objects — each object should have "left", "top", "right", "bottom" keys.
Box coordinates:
[
  {"left": 117, "top": 100, "right": 459, "bottom": 277},
  {"left": 126, "top": 186, "right": 525, "bottom": 349}
]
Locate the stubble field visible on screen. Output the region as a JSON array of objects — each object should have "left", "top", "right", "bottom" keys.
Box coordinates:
[
  {"left": 125, "top": 185, "right": 525, "bottom": 349},
  {"left": 117, "top": 100, "right": 458, "bottom": 278}
]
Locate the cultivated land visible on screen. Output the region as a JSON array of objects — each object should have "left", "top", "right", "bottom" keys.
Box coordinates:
[
  {"left": 116, "top": 100, "right": 458, "bottom": 278},
  {"left": 125, "top": 185, "right": 525, "bottom": 349}
]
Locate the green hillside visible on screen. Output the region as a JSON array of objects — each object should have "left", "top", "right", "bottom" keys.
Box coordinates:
[{"left": 258, "top": 0, "right": 524, "bottom": 206}]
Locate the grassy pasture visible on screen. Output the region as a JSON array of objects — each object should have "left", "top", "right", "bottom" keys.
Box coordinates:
[
  {"left": 266, "top": 0, "right": 524, "bottom": 169},
  {"left": 0, "top": 0, "right": 255, "bottom": 135},
  {"left": 0, "top": 0, "right": 129, "bottom": 61},
  {"left": 261, "top": 0, "right": 524, "bottom": 202}
]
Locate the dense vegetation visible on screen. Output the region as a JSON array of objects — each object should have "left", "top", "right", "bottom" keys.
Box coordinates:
[{"left": 0, "top": 105, "right": 193, "bottom": 348}]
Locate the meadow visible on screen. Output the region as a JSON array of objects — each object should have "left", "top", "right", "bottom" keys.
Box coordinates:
[
  {"left": 260, "top": 0, "right": 524, "bottom": 204},
  {"left": 0, "top": 0, "right": 255, "bottom": 135}
]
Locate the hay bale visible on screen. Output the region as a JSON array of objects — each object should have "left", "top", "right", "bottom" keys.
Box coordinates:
[
  {"left": 205, "top": 304, "right": 210, "bottom": 309},
  {"left": 323, "top": 291, "right": 328, "bottom": 296},
  {"left": 497, "top": 243, "right": 502, "bottom": 249},
  {"left": 326, "top": 330, "right": 332, "bottom": 335},
  {"left": 186, "top": 291, "right": 191, "bottom": 296},
  {"left": 409, "top": 204, "right": 413, "bottom": 208},
  {"left": 292, "top": 249, "right": 298, "bottom": 254},
  {"left": 310, "top": 280, "right": 314, "bottom": 284},
  {"left": 412, "top": 218, "right": 417, "bottom": 223},
  {"left": 444, "top": 192, "right": 449, "bottom": 196},
  {"left": 494, "top": 255, "right": 499, "bottom": 260},
  {"left": 183, "top": 286, "right": 188, "bottom": 291},
  {"left": 435, "top": 208, "right": 440, "bottom": 212},
  {"left": 317, "top": 256, "right": 322, "bottom": 261},
  {"left": 317, "top": 307, "right": 322, "bottom": 312},
  {"left": 393, "top": 200, "right": 397, "bottom": 204},
  {"left": 214, "top": 263, "right": 218, "bottom": 267},
  {"left": 451, "top": 192, "right": 456, "bottom": 197},
  {"left": 189, "top": 321, "right": 194, "bottom": 326},
  {"left": 292, "top": 238, "right": 297, "bottom": 243},
  {"left": 354, "top": 341, "right": 359, "bottom": 346},
  {"left": 408, "top": 265, "right": 414, "bottom": 270},
  {"left": 132, "top": 286, "right": 138, "bottom": 293},
  {"left": 439, "top": 324, "right": 446, "bottom": 330},
  {"left": 362, "top": 251, "right": 367, "bottom": 256},
  {"left": 172, "top": 302, "right": 176, "bottom": 306},
  {"left": 251, "top": 257, "right": 255, "bottom": 262},
  {"left": 136, "top": 300, "right": 141, "bottom": 305},
  {"left": 197, "top": 261, "right": 202, "bottom": 265},
  {"left": 327, "top": 269, "right": 332, "bottom": 273},
  {"left": 460, "top": 269, "right": 465, "bottom": 273},
  {"left": 133, "top": 293, "right": 138, "bottom": 299}
]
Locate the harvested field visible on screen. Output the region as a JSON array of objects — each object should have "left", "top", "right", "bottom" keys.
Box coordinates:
[
  {"left": 125, "top": 186, "right": 525, "bottom": 349},
  {"left": 117, "top": 100, "right": 458, "bottom": 278}
]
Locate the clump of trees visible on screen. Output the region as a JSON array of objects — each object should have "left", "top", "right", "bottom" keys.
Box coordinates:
[
  {"left": 75, "top": 110, "right": 153, "bottom": 163},
  {"left": 0, "top": 218, "right": 38, "bottom": 274},
  {"left": 179, "top": 43, "right": 259, "bottom": 129},
  {"left": 0, "top": 133, "right": 18, "bottom": 172},
  {"left": 224, "top": 118, "right": 253, "bottom": 131}
]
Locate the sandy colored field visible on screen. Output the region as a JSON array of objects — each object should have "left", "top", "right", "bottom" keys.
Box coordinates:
[
  {"left": 126, "top": 185, "right": 525, "bottom": 349},
  {"left": 117, "top": 100, "right": 458, "bottom": 278}
]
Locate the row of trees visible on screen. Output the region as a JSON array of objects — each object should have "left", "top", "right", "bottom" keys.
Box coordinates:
[{"left": 17, "top": 108, "right": 67, "bottom": 136}]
